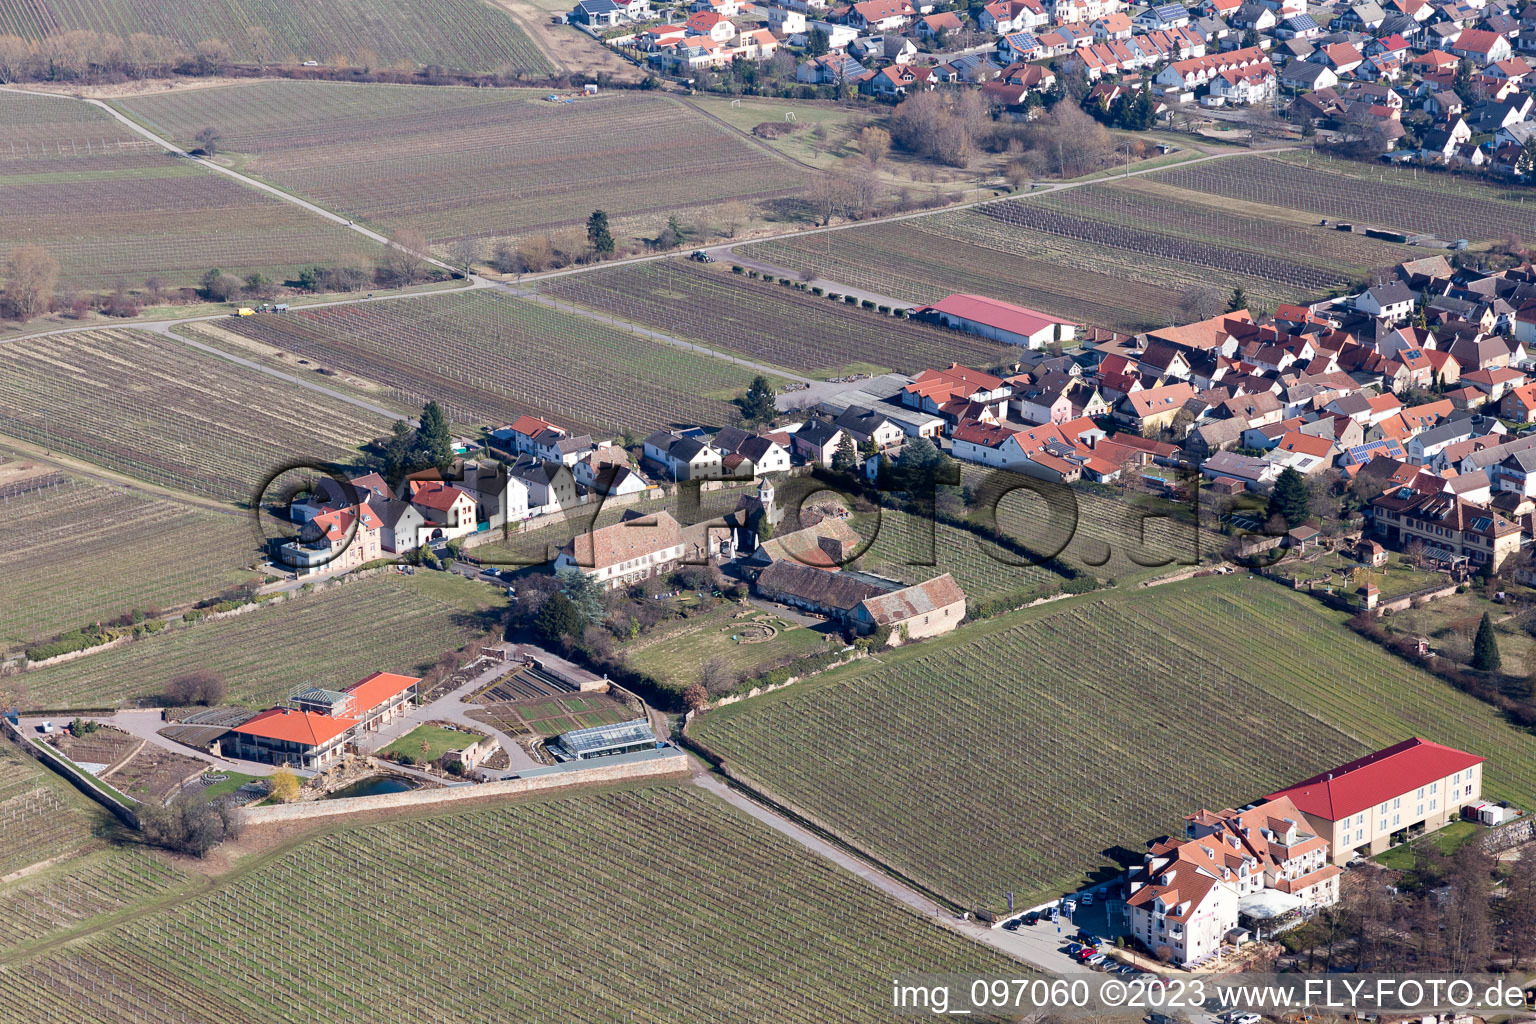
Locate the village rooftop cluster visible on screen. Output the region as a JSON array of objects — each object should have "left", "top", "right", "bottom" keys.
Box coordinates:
[{"left": 568, "top": 0, "right": 1536, "bottom": 173}]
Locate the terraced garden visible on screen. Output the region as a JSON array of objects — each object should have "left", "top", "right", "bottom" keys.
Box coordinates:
[
  {"left": 542, "top": 259, "right": 1014, "bottom": 377},
  {"left": 1151, "top": 151, "right": 1535, "bottom": 245},
  {"left": 742, "top": 166, "right": 1423, "bottom": 332},
  {"left": 1, "top": 90, "right": 374, "bottom": 293},
  {"left": 15, "top": 572, "right": 503, "bottom": 711},
  {"left": 209, "top": 289, "right": 761, "bottom": 434},
  {"left": 0, "top": 468, "right": 258, "bottom": 650},
  {"left": 116, "top": 84, "right": 803, "bottom": 251},
  {"left": 0, "top": 329, "right": 392, "bottom": 503},
  {"left": 3, "top": 786, "right": 1016, "bottom": 1023},
  {"left": 692, "top": 576, "right": 1536, "bottom": 913},
  {"left": 0, "top": 0, "right": 551, "bottom": 73}
]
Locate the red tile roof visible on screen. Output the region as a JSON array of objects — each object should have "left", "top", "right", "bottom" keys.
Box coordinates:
[
  {"left": 347, "top": 671, "right": 420, "bottom": 712},
  {"left": 916, "top": 293, "right": 1074, "bottom": 338},
  {"left": 1266, "top": 738, "right": 1484, "bottom": 821},
  {"left": 232, "top": 708, "right": 357, "bottom": 746}
]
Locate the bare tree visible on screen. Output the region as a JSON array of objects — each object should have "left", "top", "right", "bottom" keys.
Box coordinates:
[
  {"left": 451, "top": 237, "right": 479, "bottom": 279},
  {"left": 379, "top": 227, "right": 430, "bottom": 285},
  {"left": 193, "top": 126, "right": 221, "bottom": 157},
  {"left": 0, "top": 34, "right": 30, "bottom": 83},
  {"left": 245, "top": 26, "right": 278, "bottom": 72},
  {"left": 858, "top": 124, "right": 891, "bottom": 167},
  {"left": 516, "top": 235, "right": 555, "bottom": 273},
  {"left": 3, "top": 246, "right": 59, "bottom": 321},
  {"left": 165, "top": 670, "right": 227, "bottom": 706},
  {"left": 699, "top": 655, "right": 739, "bottom": 697},
  {"left": 1177, "top": 284, "right": 1224, "bottom": 322},
  {"left": 193, "top": 37, "right": 230, "bottom": 76}
]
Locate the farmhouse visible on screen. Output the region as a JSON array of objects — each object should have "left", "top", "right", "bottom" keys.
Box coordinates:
[
  {"left": 1369, "top": 487, "right": 1521, "bottom": 569},
  {"left": 1266, "top": 738, "right": 1486, "bottom": 864},
  {"left": 222, "top": 672, "right": 421, "bottom": 770},
  {"left": 847, "top": 573, "right": 966, "bottom": 642},
  {"left": 912, "top": 293, "right": 1077, "bottom": 349},
  {"left": 554, "top": 510, "right": 687, "bottom": 589}
]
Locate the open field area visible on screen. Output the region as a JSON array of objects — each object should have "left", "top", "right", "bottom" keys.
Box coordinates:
[
  {"left": 1, "top": 90, "right": 375, "bottom": 293},
  {"left": 207, "top": 288, "right": 760, "bottom": 433},
  {"left": 0, "top": 328, "right": 392, "bottom": 502},
  {"left": 742, "top": 163, "right": 1423, "bottom": 332},
  {"left": 1152, "top": 151, "right": 1535, "bottom": 246},
  {"left": 0, "top": 463, "right": 258, "bottom": 651},
  {"left": 115, "top": 84, "right": 806, "bottom": 252},
  {"left": 692, "top": 576, "right": 1536, "bottom": 913},
  {"left": 2, "top": 785, "right": 1015, "bottom": 1022},
  {"left": 13, "top": 572, "right": 503, "bottom": 711},
  {"left": 0, "top": 0, "right": 551, "bottom": 74},
  {"left": 542, "top": 259, "right": 1014, "bottom": 377},
  {"left": 623, "top": 603, "right": 839, "bottom": 691}
]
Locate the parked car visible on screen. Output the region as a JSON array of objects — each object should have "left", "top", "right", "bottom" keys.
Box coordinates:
[
  {"left": 1002, "top": 919, "right": 1021, "bottom": 931},
  {"left": 1087, "top": 954, "right": 1108, "bottom": 966},
  {"left": 1234, "top": 1014, "right": 1262, "bottom": 1024},
  {"left": 1081, "top": 892, "right": 1094, "bottom": 905},
  {"left": 1023, "top": 912, "right": 1039, "bottom": 925}
]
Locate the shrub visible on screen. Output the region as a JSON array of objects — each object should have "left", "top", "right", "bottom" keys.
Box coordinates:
[
  {"left": 878, "top": 305, "right": 890, "bottom": 314},
  {"left": 138, "top": 797, "right": 242, "bottom": 858},
  {"left": 861, "top": 299, "right": 875, "bottom": 309},
  {"left": 811, "top": 286, "right": 824, "bottom": 296},
  {"left": 844, "top": 295, "right": 858, "bottom": 304},
  {"left": 731, "top": 265, "right": 744, "bottom": 274}
]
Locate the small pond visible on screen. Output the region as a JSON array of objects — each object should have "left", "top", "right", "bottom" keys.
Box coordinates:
[{"left": 324, "top": 775, "right": 417, "bottom": 800}]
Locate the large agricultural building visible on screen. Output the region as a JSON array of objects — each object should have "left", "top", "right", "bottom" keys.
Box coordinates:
[
  {"left": 549, "top": 720, "right": 659, "bottom": 762},
  {"left": 913, "top": 293, "right": 1078, "bottom": 349}
]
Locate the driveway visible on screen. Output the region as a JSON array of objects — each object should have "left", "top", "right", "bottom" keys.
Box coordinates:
[
  {"left": 358, "top": 657, "right": 538, "bottom": 774},
  {"left": 20, "top": 711, "right": 279, "bottom": 778}
]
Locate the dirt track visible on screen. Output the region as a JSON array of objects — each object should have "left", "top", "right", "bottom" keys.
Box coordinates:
[{"left": 490, "top": 0, "right": 644, "bottom": 81}]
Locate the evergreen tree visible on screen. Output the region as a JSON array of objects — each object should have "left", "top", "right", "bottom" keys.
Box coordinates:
[
  {"left": 413, "top": 400, "right": 454, "bottom": 471},
  {"left": 587, "top": 210, "right": 615, "bottom": 255},
  {"left": 377, "top": 420, "right": 416, "bottom": 480},
  {"left": 831, "top": 434, "right": 859, "bottom": 475},
  {"left": 1454, "top": 58, "right": 1478, "bottom": 106},
  {"left": 806, "top": 25, "right": 829, "bottom": 56},
  {"left": 1472, "top": 612, "right": 1502, "bottom": 672},
  {"left": 1227, "top": 285, "right": 1248, "bottom": 313},
  {"left": 737, "top": 374, "right": 777, "bottom": 423},
  {"left": 1517, "top": 140, "right": 1536, "bottom": 182},
  {"left": 1266, "top": 467, "right": 1311, "bottom": 529},
  {"left": 558, "top": 567, "right": 606, "bottom": 626},
  {"left": 534, "top": 592, "right": 585, "bottom": 645}
]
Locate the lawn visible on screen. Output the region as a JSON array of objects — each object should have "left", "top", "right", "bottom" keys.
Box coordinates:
[
  {"left": 1285, "top": 549, "right": 1445, "bottom": 600},
  {"left": 741, "top": 164, "right": 1423, "bottom": 333},
  {"left": 1374, "top": 819, "right": 1482, "bottom": 870},
  {"left": 0, "top": 0, "right": 551, "bottom": 74},
  {"left": 692, "top": 575, "right": 1536, "bottom": 914},
  {"left": 187, "top": 770, "right": 264, "bottom": 804},
  {"left": 541, "top": 258, "right": 1014, "bottom": 377},
  {"left": 0, "top": 90, "right": 378, "bottom": 294},
  {"left": 9, "top": 785, "right": 1016, "bottom": 1022},
  {"left": 0, "top": 461, "right": 259, "bottom": 652},
  {"left": 202, "top": 288, "right": 764, "bottom": 435},
  {"left": 115, "top": 83, "right": 805, "bottom": 253},
  {"left": 382, "top": 724, "right": 480, "bottom": 762},
  {"left": 14, "top": 572, "right": 503, "bottom": 711},
  {"left": 0, "top": 328, "right": 393, "bottom": 503},
  {"left": 623, "top": 603, "right": 837, "bottom": 691}
]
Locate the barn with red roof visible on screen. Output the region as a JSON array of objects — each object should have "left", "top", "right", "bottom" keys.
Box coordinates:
[{"left": 912, "top": 293, "right": 1077, "bottom": 350}]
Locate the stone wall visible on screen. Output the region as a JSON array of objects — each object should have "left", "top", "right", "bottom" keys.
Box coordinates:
[
  {"left": 1484, "top": 814, "right": 1535, "bottom": 854},
  {"left": 1, "top": 718, "right": 139, "bottom": 828},
  {"left": 240, "top": 750, "right": 688, "bottom": 824}
]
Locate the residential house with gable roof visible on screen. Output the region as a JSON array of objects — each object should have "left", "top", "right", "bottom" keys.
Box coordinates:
[{"left": 554, "top": 510, "right": 687, "bottom": 589}]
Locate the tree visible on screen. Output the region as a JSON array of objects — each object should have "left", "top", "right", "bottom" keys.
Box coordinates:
[
  {"left": 376, "top": 419, "right": 416, "bottom": 480},
  {"left": 831, "top": 434, "right": 859, "bottom": 475},
  {"left": 199, "top": 267, "right": 240, "bottom": 302},
  {"left": 586, "top": 209, "right": 614, "bottom": 255},
  {"left": 1517, "top": 140, "right": 1536, "bottom": 182},
  {"left": 534, "top": 591, "right": 584, "bottom": 645},
  {"left": 379, "top": 228, "right": 429, "bottom": 286},
  {"left": 806, "top": 25, "right": 829, "bottom": 56},
  {"left": 859, "top": 125, "right": 891, "bottom": 166},
  {"left": 738, "top": 374, "right": 777, "bottom": 424},
  {"left": 699, "top": 655, "right": 739, "bottom": 697},
  {"left": 557, "top": 566, "right": 606, "bottom": 626},
  {"left": 2, "top": 246, "right": 59, "bottom": 321},
  {"left": 138, "top": 796, "right": 242, "bottom": 857},
  {"left": 192, "top": 38, "right": 230, "bottom": 76},
  {"left": 165, "top": 670, "right": 226, "bottom": 706},
  {"left": 1266, "top": 468, "right": 1311, "bottom": 529},
  {"left": 682, "top": 683, "right": 710, "bottom": 713},
  {"left": 267, "top": 767, "right": 301, "bottom": 803},
  {"left": 413, "top": 400, "right": 454, "bottom": 471},
  {"left": 1454, "top": 57, "right": 1479, "bottom": 106},
  {"left": 1177, "top": 284, "right": 1224, "bottom": 322},
  {"left": 192, "top": 126, "right": 221, "bottom": 157},
  {"left": 1227, "top": 285, "right": 1249, "bottom": 313},
  {"left": 0, "top": 34, "right": 30, "bottom": 84},
  {"left": 1472, "top": 612, "right": 1501, "bottom": 672},
  {"left": 242, "top": 272, "right": 273, "bottom": 299}
]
